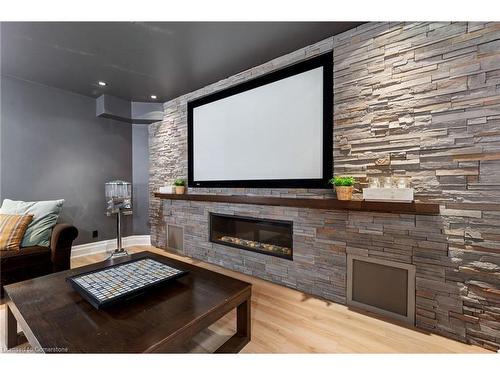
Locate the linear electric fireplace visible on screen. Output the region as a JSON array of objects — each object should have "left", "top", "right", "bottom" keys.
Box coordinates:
[{"left": 209, "top": 213, "right": 293, "bottom": 260}]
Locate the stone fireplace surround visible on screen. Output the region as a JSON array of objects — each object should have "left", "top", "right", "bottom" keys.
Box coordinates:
[{"left": 150, "top": 22, "right": 500, "bottom": 351}]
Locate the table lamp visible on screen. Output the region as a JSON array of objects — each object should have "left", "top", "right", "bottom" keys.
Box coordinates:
[{"left": 105, "top": 180, "right": 132, "bottom": 258}]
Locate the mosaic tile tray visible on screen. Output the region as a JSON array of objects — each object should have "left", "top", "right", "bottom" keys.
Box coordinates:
[{"left": 66, "top": 257, "right": 188, "bottom": 309}]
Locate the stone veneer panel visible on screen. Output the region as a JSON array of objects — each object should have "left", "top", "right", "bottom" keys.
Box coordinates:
[{"left": 150, "top": 22, "right": 500, "bottom": 351}]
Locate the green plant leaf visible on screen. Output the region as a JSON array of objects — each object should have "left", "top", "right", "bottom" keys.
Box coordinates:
[
  {"left": 329, "top": 176, "right": 355, "bottom": 186},
  {"left": 174, "top": 178, "right": 186, "bottom": 186}
]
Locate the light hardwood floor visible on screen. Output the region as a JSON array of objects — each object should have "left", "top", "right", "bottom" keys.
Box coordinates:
[{"left": 1, "top": 245, "right": 490, "bottom": 353}]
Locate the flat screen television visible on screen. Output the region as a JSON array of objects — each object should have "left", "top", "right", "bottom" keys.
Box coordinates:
[{"left": 188, "top": 52, "right": 333, "bottom": 188}]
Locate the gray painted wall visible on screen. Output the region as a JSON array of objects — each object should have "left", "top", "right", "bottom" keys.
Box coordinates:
[
  {"left": 132, "top": 124, "right": 149, "bottom": 235},
  {"left": 0, "top": 75, "right": 133, "bottom": 245}
]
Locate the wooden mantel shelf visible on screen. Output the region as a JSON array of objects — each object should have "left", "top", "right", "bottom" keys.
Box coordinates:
[{"left": 154, "top": 193, "right": 440, "bottom": 215}]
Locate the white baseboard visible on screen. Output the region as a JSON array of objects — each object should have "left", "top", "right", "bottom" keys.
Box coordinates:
[{"left": 71, "top": 235, "right": 151, "bottom": 259}]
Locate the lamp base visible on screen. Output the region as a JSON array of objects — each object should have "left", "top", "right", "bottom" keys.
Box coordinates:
[{"left": 107, "top": 248, "right": 129, "bottom": 259}]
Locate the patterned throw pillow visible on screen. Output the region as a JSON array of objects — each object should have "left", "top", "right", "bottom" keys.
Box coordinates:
[
  {"left": 0, "top": 214, "right": 34, "bottom": 251},
  {"left": 0, "top": 199, "right": 64, "bottom": 247}
]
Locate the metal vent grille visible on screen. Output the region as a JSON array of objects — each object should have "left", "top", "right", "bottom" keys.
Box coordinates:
[
  {"left": 347, "top": 254, "right": 416, "bottom": 325},
  {"left": 167, "top": 224, "right": 184, "bottom": 251}
]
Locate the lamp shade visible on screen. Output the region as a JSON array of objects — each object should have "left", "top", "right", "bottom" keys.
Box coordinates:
[{"left": 105, "top": 180, "right": 132, "bottom": 213}]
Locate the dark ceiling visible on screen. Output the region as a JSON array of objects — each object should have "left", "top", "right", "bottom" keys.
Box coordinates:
[{"left": 1, "top": 22, "right": 363, "bottom": 102}]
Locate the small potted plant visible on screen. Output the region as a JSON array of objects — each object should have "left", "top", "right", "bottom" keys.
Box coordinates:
[
  {"left": 173, "top": 178, "right": 186, "bottom": 194},
  {"left": 329, "top": 176, "right": 355, "bottom": 201}
]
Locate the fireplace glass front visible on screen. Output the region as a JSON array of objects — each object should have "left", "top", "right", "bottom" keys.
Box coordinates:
[{"left": 209, "top": 213, "right": 293, "bottom": 260}]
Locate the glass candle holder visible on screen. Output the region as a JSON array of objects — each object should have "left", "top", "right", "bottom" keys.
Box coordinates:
[
  {"left": 368, "top": 177, "right": 380, "bottom": 188},
  {"left": 382, "top": 177, "right": 393, "bottom": 188},
  {"left": 396, "top": 177, "right": 410, "bottom": 189}
]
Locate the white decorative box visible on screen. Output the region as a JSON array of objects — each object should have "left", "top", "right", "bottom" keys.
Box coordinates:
[
  {"left": 159, "top": 185, "right": 174, "bottom": 194},
  {"left": 363, "top": 188, "right": 414, "bottom": 202}
]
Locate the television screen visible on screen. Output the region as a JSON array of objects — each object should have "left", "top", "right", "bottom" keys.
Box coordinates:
[{"left": 188, "top": 52, "right": 332, "bottom": 188}]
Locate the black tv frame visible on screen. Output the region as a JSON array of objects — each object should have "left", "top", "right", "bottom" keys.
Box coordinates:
[{"left": 187, "top": 51, "right": 333, "bottom": 189}]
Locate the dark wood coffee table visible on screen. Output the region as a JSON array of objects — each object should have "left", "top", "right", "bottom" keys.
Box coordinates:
[{"left": 3, "top": 251, "right": 251, "bottom": 353}]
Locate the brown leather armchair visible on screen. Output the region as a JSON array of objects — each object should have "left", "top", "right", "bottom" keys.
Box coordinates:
[{"left": 0, "top": 223, "right": 78, "bottom": 296}]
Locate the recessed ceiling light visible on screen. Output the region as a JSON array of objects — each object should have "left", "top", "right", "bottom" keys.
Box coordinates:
[
  {"left": 150, "top": 95, "right": 157, "bottom": 100},
  {"left": 98, "top": 81, "right": 107, "bottom": 87}
]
